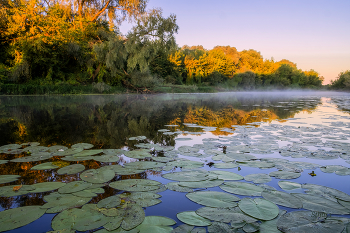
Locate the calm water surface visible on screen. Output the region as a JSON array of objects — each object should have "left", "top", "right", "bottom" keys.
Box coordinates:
[{"left": 1, "top": 91, "right": 350, "bottom": 232}]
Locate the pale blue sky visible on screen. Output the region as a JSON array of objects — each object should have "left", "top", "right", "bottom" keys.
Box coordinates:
[{"left": 120, "top": 0, "right": 350, "bottom": 84}]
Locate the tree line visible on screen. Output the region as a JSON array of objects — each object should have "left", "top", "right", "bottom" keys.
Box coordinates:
[{"left": 0, "top": 0, "right": 329, "bottom": 91}]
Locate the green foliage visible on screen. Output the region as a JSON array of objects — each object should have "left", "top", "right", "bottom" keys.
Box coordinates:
[{"left": 331, "top": 71, "right": 350, "bottom": 89}]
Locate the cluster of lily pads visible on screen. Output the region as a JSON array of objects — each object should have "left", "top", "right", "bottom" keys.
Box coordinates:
[{"left": 1, "top": 108, "right": 350, "bottom": 232}]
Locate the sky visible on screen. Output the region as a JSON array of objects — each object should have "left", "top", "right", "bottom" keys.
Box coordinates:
[{"left": 119, "top": 0, "right": 350, "bottom": 84}]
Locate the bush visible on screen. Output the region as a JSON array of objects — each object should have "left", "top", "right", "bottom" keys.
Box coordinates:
[{"left": 129, "top": 71, "right": 164, "bottom": 88}]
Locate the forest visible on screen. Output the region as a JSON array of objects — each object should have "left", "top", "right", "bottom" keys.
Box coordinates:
[{"left": 0, "top": 0, "right": 345, "bottom": 94}]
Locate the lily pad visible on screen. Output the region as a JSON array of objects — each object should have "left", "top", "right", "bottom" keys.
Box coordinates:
[
  {"left": 72, "top": 149, "right": 103, "bottom": 157},
  {"left": 301, "top": 183, "right": 350, "bottom": 202},
  {"left": 129, "top": 136, "right": 147, "bottom": 140},
  {"left": 177, "top": 211, "right": 212, "bottom": 226},
  {"left": 292, "top": 193, "right": 350, "bottom": 214},
  {"left": 165, "top": 182, "right": 193, "bottom": 192},
  {"left": 186, "top": 191, "right": 239, "bottom": 208},
  {"left": 124, "top": 149, "right": 152, "bottom": 159},
  {"left": 97, "top": 195, "right": 121, "bottom": 209},
  {"left": 278, "top": 181, "right": 301, "bottom": 190},
  {"left": 0, "top": 206, "right": 46, "bottom": 232},
  {"left": 262, "top": 190, "right": 303, "bottom": 209},
  {"left": 43, "top": 193, "right": 91, "bottom": 213},
  {"left": 259, "top": 210, "right": 286, "bottom": 233},
  {"left": 162, "top": 171, "right": 208, "bottom": 182},
  {"left": 80, "top": 168, "right": 115, "bottom": 183},
  {"left": 71, "top": 143, "right": 94, "bottom": 149},
  {"left": 124, "top": 161, "right": 165, "bottom": 170},
  {"left": 179, "top": 179, "right": 224, "bottom": 189},
  {"left": 277, "top": 210, "right": 345, "bottom": 233},
  {"left": 0, "top": 184, "right": 36, "bottom": 197},
  {"left": 213, "top": 163, "right": 239, "bottom": 169},
  {"left": 135, "top": 216, "right": 176, "bottom": 232},
  {"left": 244, "top": 173, "right": 272, "bottom": 184},
  {"left": 208, "top": 222, "right": 235, "bottom": 233},
  {"left": 196, "top": 207, "right": 254, "bottom": 223},
  {"left": 0, "top": 175, "right": 21, "bottom": 184},
  {"left": 208, "top": 171, "right": 244, "bottom": 181},
  {"left": 172, "top": 224, "right": 194, "bottom": 233},
  {"left": 94, "top": 154, "right": 120, "bottom": 162},
  {"left": 0, "top": 160, "right": 8, "bottom": 165},
  {"left": 121, "top": 204, "right": 145, "bottom": 230},
  {"left": 29, "top": 182, "right": 66, "bottom": 193},
  {"left": 220, "top": 182, "right": 265, "bottom": 196},
  {"left": 11, "top": 153, "right": 52, "bottom": 162},
  {"left": 119, "top": 192, "right": 162, "bottom": 207},
  {"left": 109, "top": 179, "right": 161, "bottom": 192},
  {"left": 269, "top": 171, "right": 301, "bottom": 179},
  {"left": 57, "top": 164, "right": 85, "bottom": 175},
  {"left": 58, "top": 181, "right": 92, "bottom": 194},
  {"left": 31, "top": 162, "right": 59, "bottom": 170},
  {"left": 238, "top": 198, "right": 279, "bottom": 220}
]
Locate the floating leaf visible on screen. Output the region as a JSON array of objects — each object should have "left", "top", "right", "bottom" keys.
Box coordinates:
[
  {"left": 121, "top": 204, "right": 145, "bottom": 230},
  {"left": 0, "top": 175, "right": 21, "bottom": 184},
  {"left": 124, "top": 149, "right": 151, "bottom": 159},
  {"left": 11, "top": 154, "right": 52, "bottom": 162},
  {"left": 72, "top": 188, "right": 104, "bottom": 198},
  {"left": 269, "top": 171, "right": 301, "bottom": 179},
  {"left": 119, "top": 192, "right": 162, "bottom": 207},
  {"left": 208, "top": 171, "right": 243, "bottom": 181},
  {"left": 31, "top": 162, "right": 59, "bottom": 170},
  {"left": 166, "top": 182, "right": 193, "bottom": 192},
  {"left": 58, "top": 181, "right": 92, "bottom": 194},
  {"left": 301, "top": 183, "right": 350, "bottom": 202},
  {"left": 129, "top": 136, "right": 147, "bottom": 140},
  {"left": 220, "top": 182, "right": 265, "bottom": 196},
  {"left": 262, "top": 190, "right": 302, "bottom": 209},
  {"left": 135, "top": 216, "right": 176, "bottom": 232},
  {"left": 43, "top": 193, "right": 91, "bottom": 213},
  {"left": 162, "top": 171, "right": 208, "bottom": 182},
  {"left": 278, "top": 181, "right": 301, "bottom": 190},
  {"left": 73, "top": 149, "right": 103, "bottom": 157},
  {"left": 110, "top": 179, "right": 161, "bottom": 192},
  {"left": 213, "top": 163, "right": 239, "bottom": 169},
  {"left": 0, "top": 184, "right": 36, "bottom": 197},
  {"left": 292, "top": 193, "right": 350, "bottom": 214},
  {"left": 244, "top": 173, "right": 271, "bottom": 184},
  {"left": 196, "top": 207, "right": 253, "bottom": 223},
  {"left": 277, "top": 210, "right": 344, "bottom": 233},
  {"left": 0, "top": 160, "right": 8, "bottom": 165},
  {"left": 186, "top": 191, "right": 239, "bottom": 208},
  {"left": 29, "top": 182, "right": 65, "bottom": 193},
  {"left": 238, "top": 198, "right": 279, "bottom": 220},
  {"left": 124, "top": 161, "right": 164, "bottom": 170},
  {"left": 94, "top": 154, "right": 120, "bottom": 162},
  {"left": 57, "top": 164, "right": 85, "bottom": 175},
  {"left": 172, "top": 224, "right": 194, "bottom": 233},
  {"left": 259, "top": 210, "right": 286, "bottom": 233},
  {"left": 177, "top": 211, "right": 212, "bottom": 226},
  {"left": 208, "top": 222, "right": 234, "bottom": 233},
  {"left": 179, "top": 179, "right": 224, "bottom": 189},
  {"left": 80, "top": 168, "right": 115, "bottom": 183},
  {"left": 71, "top": 143, "right": 94, "bottom": 149},
  {"left": 97, "top": 195, "right": 121, "bottom": 209},
  {"left": 0, "top": 206, "right": 46, "bottom": 232}
]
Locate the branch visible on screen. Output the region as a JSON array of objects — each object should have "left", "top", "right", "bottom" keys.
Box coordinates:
[{"left": 90, "top": 0, "right": 111, "bottom": 22}]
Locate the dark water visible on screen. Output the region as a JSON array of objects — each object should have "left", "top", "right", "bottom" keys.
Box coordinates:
[{"left": 1, "top": 91, "right": 350, "bottom": 232}]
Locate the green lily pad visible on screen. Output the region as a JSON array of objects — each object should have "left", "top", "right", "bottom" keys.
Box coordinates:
[
  {"left": 121, "top": 204, "right": 145, "bottom": 230},
  {"left": 115, "top": 168, "right": 145, "bottom": 175},
  {"left": 95, "top": 227, "right": 139, "bottom": 233},
  {"left": 29, "top": 182, "right": 66, "bottom": 193},
  {"left": 292, "top": 193, "right": 350, "bottom": 214},
  {"left": 124, "top": 149, "right": 152, "bottom": 159},
  {"left": 97, "top": 195, "right": 121, "bottom": 209},
  {"left": 179, "top": 179, "right": 224, "bottom": 189},
  {"left": 11, "top": 153, "right": 52, "bottom": 162},
  {"left": 109, "top": 179, "right": 161, "bottom": 192},
  {"left": 196, "top": 207, "right": 254, "bottom": 223},
  {"left": 238, "top": 198, "right": 279, "bottom": 220},
  {"left": 73, "top": 149, "right": 103, "bottom": 157},
  {"left": 0, "top": 143, "right": 22, "bottom": 151},
  {"left": 94, "top": 154, "right": 120, "bottom": 162},
  {"left": 269, "top": 171, "right": 301, "bottom": 179},
  {"left": 226, "top": 153, "right": 257, "bottom": 160},
  {"left": 61, "top": 155, "right": 95, "bottom": 161},
  {"left": 165, "top": 182, "right": 193, "bottom": 192},
  {"left": 259, "top": 210, "right": 286, "bottom": 233},
  {"left": 213, "top": 163, "right": 239, "bottom": 169},
  {"left": 262, "top": 190, "right": 303, "bottom": 209},
  {"left": 72, "top": 187, "right": 104, "bottom": 198},
  {"left": 129, "top": 136, "right": 147, "bottom": 140},
  {"left": 124, "top": 161, "right": 165, "bottom": 170},
  {"left": 53, "top": 147, "right": 84, "bottom": 156},
  {"left": 165, "top": 160, "right": 204, "bottom": 170},
  {"left": 243, "top": 222, "right": 260, "bottom": 233},
  {"left": 244, "top": 173, "right": 272, "bottom": 184},
  {"left": 43, "top": 193, "right": 91, "bottom": 213},
  {"left": 0, "top": 160, "right": 8, "bottom": 165},
  {"left": 208, "top": 171, "right": 243, "bottom": 180},
  {"left": 135, "top": 216, "right": 176, "bottom": 232},
  {"left": 71, "top": 143, "right": 94, "bottom": 149},
  {"left": 57, "top": 164, "right": 85, "bottom": 175},
  {"left": 0, "top": 206, "right": 46, "bottom": 232},
  {"left": 277, "top": 210, "right": 345, "bottom": 233},
  {"left": 31, "top": 162, "right": 59, "bottom": 170},
  {"left": 52, "top": 204, "right": 109, "bottom": 231},
  {"left": 186, "top": 191, "right": 239, "bottom": 208},
  {"left": 0, "top": 175, "right": 21, "bottom": 184},
  {"left": 172, "top": 224, "right": 194, "bottom": 233},
  {"left": 58, "top": 181, "right": 92, "bottom": 194},
  {"left": 0, "top": 184, "right": 36, "bottom": 197},
  {"left": 208, "top": 222, "right": 235, "bottom": 233},
  {"left": 278, "top": 181, "right": 301, "bottom": 190},
  {"left": 220, "top": 182, "right": 265, "bottom": 196},
  {"left": 238, "top": 161, "right": 275, "bottom": 169},
  {"left": 162, "top": 171, "right": 208, "bottom": 182},
  {"left": 301, "top": 183, "right": 350, "bottom": 202},
  {"left": 177, "top": 211, "right": 212, "bottom": 226},
  {"left": 80, "top": 168, "right": 115, "bottom": 183},
  {"left": 119, "top": 192, "right": 162, "bottom": 207}
]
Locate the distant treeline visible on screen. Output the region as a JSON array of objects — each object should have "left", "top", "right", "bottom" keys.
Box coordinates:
[{"left": 0, "top": 0, "right": 333, "bottom": 93}]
